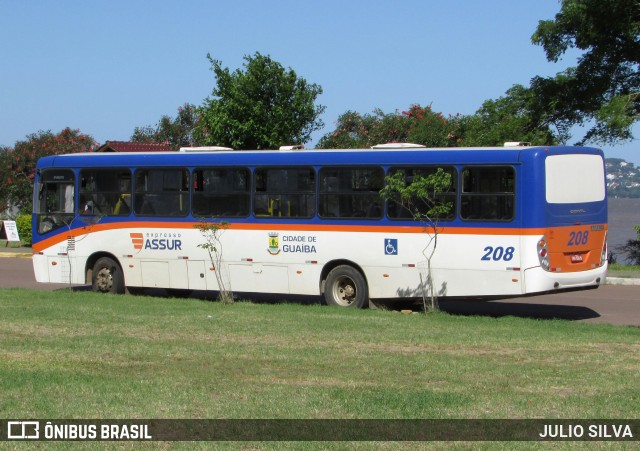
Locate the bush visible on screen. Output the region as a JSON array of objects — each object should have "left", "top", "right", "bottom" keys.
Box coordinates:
[
  {"left": 617, "top": 225, "right": 640, "bottom": 265},
  {"left": 15, "top": 214, "right": 32, "bottom": 246}
]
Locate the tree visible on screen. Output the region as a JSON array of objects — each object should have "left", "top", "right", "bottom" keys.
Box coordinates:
[
  {"left": 0, "top": 128, "right": 97, "bottom": 214},
  {"left": 318, "top": 95, "right": 560, "bottom": 150},
  {"left": 317, "top": 105, "right": 464, "bottom": 149},
  {"left": 131, "top": 103, "right": 199, "bottom": 150},
  {"left": 195, "top": 220, "right": 233, "bottom": 303},
  {"left": 379, "top": 167, "right": 454, "bottom": 312},
  {"left": 530, "top": 0, "right": 640, "bottom": 145},
  {"left": 406, "top": 105, "right": 465, "bottom": 147},
  {"left": 462, "top": 85, "right": 563, "bottom": 146},
  {"left": 194, "top": 52, "right": 325, "bottom": 149},
  {"left": 618, "top": 225, "right": 640, "bottom": 265},
  {"left": 0, "top": 147, "right": 11, "bottom": 214},
  {"left": 316, "top": 109, "right": 411, "bottom": 149}
]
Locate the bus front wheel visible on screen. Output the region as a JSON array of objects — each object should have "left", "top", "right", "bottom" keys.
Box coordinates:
[
  {"left": 324, "top": 265, "right": 368, "bottom": 308},
  {"left": 92, "top": 257, "right": 125, "bottom": 294}
]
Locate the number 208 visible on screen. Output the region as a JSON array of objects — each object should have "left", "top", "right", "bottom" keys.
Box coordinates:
[
  {"left": 568, "top": 231, "right": 589, "bottom": 246},
  {"left": 481, "top": 246, "right": 515, "bottom": 261}
]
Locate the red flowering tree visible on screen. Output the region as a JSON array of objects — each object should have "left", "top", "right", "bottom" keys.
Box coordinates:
[
  {"left": 0, "top": 128, "right": 97, "bottom": 214},
  {"left": 316, "top": 109, "right": 412, "bottom": 149},
  {"left": 317, "top": 104, "right": 465, "bottom": 149},
  {"left": 405, "top": 105, "right": 465, "bottom": 147}
]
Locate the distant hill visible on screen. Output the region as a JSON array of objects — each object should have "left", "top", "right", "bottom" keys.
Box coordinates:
[{"left": 606, "top": 158, "right": 640, "bottom": 198}]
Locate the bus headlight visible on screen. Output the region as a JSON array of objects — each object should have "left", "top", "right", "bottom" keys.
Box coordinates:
[{"left": 538, "top": 236, "right": 550, "bottom": 271}]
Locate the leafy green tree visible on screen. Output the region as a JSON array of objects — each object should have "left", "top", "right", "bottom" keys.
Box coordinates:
[
  {"left": 131, "top": 103, "right": 199, "bottom": 150},
  {"left": 380, "top": 168, "right": 454, "bottom": 312},
  {"left": 194, "top": 52, "right": 325, "bottom": 149},
  {"left": 530, "top": 0, "right": 639, "bottom": 145},
  {"left": 0, "top": 128, "right": 96, "bottom": 213},
  {"left": 462, "top": 85, "right": 562, "bottom": 146},
  {"left": 195, "top": 220, "right": 233, "bottom": 304}
]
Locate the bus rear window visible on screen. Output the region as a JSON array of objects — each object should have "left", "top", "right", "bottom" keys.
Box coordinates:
[{"left": 545, "top": 155, "right": 605, "bottom": 204}]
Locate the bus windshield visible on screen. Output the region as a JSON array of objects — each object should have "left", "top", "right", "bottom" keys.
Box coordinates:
[{"left": 36, "top": 169, "right": 76, "bottom": 234}]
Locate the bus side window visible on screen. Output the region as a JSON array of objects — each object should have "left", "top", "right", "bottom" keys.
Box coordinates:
[
  {"left": 253, "top": 167, "right": 315, "bottom": 218},
  {"left": 79, "top": 169, "right": 132, "bottom": 216},
  {"left": 134, "top": 169, "right": 189, "bottom": 217},
  {"left": 192, "top": 168, "right": 250, "bottom": 217},
  {"left": 386, "top": 166, "right": 457, "bottom": 221},
  {"left": 319, "top": 167, "right": 384, "bottom": 219},
  {"left": 460, "top": 166, "right": 515, "bottom": 221}
]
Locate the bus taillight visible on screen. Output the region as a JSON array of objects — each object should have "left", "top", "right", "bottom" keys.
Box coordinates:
[
  {"left": 600, "top": 232, "right": 608, "bottom": 266},
  {"left": 538, "top": 237, "right": 550, "bottom": 271}
]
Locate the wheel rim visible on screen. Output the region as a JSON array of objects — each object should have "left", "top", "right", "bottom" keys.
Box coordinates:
[
  {"left": 95, "top": 267, "right": 114, "bottom": 292},
  {"left": 331, "top": 275, "right": 357, "bottom": 306}
]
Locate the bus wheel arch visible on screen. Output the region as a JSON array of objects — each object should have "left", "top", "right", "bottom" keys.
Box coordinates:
[
  {"left": 86, "top": 253, "right": 125, "bottom": 294},
  {"left": 321, "top": 261, "right": 369, "bottom": 308}
]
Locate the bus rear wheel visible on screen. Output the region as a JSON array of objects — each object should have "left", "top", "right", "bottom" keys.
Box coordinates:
[
  {"left": 324, "top": 265, "right": 368, "bottom": 308},
  {"left": 92, "top": 257, "right": 125, "bottom": 294}
]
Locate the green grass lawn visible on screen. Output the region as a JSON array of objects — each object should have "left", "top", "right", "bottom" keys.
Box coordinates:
[
  {"left": 1, "top": 288, "right": 638, "bottom": 425},
  {"left": 608, "top": 263, "right": 640, "bottom": 278}
]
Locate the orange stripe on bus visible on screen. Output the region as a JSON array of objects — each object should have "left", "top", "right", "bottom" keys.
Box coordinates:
[{"left": 32, "top": 222, "right": 606, "bottom": 253}]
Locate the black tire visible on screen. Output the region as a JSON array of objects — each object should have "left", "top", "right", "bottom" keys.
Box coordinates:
[
  {"left": 324, "top": 265, "right": 368, "bottom": 308},
  {"left": 92, "top": 257, "right": 125, "bottom": 294}
]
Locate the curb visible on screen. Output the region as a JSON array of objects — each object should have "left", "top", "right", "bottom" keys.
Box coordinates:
[
  {"left": 605, "top": 277, "right": 640, "bottom": 286},
  {"left": 0, "top": 251, "right": 32, "bottom": 259}
]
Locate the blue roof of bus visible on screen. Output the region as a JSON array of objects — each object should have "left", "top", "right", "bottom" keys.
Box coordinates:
[{"left": 36, "top": 145, "right": 603, "bottom": 169}]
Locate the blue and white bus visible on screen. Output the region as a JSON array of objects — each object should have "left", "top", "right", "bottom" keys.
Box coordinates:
[{"left": 32, "top": 143, "right": 608, "bottom": 307}]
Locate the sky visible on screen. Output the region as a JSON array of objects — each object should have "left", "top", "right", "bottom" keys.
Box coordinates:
[{"left": 1, "top": 0, "right": 638, "bottom": 164}]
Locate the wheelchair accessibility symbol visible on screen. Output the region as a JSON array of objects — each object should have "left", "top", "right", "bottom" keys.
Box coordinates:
[{"left": 384, "top": 238, "right": 398, "bottom": 255}]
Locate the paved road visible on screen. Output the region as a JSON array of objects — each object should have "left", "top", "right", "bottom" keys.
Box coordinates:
[
  {"left": 435, "top": 286, "right": 640, "bottom": 326},
  {"left": 1, "top": 256, "right": 638, "bottom": 326}
]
